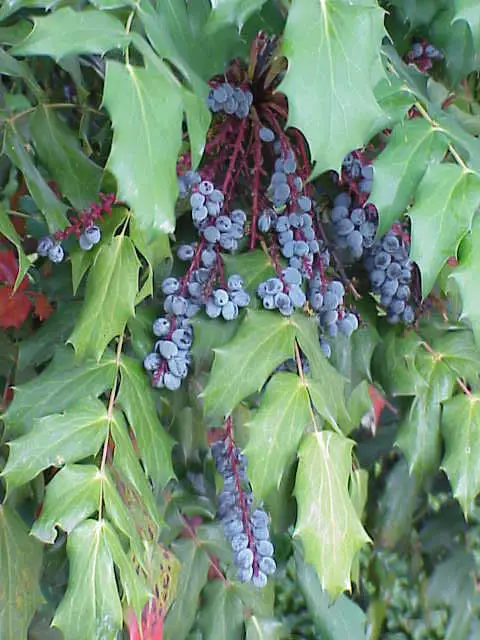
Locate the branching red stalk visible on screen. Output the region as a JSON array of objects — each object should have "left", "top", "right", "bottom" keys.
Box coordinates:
[
  {"left": 222, "top": 119, "right": 248, "bottom": 195},
  {"left": 249, "top": 123, "right": 262, "bottom": 250}
]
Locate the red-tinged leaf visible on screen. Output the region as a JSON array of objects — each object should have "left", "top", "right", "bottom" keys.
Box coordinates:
[
  {"left": 0, "top": 285, "right": 32, "bottom": 328},
  {"left": 368, "top": 385, "right": 386, "bottom": 425},
  {"left": 31, "top": 292, "right": 54, "bottom": 321},
  {"left": 0, "top": 249, "right": 27, "bottom": 288},
  {"left": 126, "top": 604, "right": 164, "bottom": 640}
]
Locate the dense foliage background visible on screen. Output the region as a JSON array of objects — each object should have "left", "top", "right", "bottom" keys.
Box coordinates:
[{"left": 1, "top": 0, "right": 480, "bottom": 638}]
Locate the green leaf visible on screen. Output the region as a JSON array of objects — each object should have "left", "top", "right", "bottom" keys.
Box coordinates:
[
  {"left": 223, "top": 250, "right": 276, "bottom": 296},
  {"left": 207, "top": 0, "right": 268, "bottom": 32},
  {"left": 32, "top": 464, "right": 101, "bottom": 544},
  {"left": 245, "top": 617, "right": 285, "bottom": 640},
  {"left": 294, "top": 432, "right": 370, "bottom": 597},
  {"left": 295, "top": 548, "right": 367, "bottom": 640},
  {"left": 198, "top": 581, "right": 244, "bottom": 640},
  {"left": 3, "top": 347, "right": 116, "bottom": 438},
  {"left": 163, "top": 538, "right": 210, "bottom": 640},
  {"left": 373, "top": 330, "right": 425, "bottom": 396},
  {"left": 52, "top": 519, "right": 123, "bottom": 640},
  {"left": 0, "top": 504, "right": 43, "bottom": 639},
  {"left": 12, "top": 8, "right": 131, "bottom": 59},
  {"left": 449, "top": 216, "right": 480, "bottom": 347},
  {"left": 203, "top": 310, "right": 295, "bottom": 420},
  {"left": 409, "top": 165, "right": 480, "bottom": 298},
  {"left": 452, "top": 0, "right": 480, "bottom": 49},
  {"left": 29, "top": 105, "right": 102, "bottom": 209},
  {"left": 441, "top": 394, "right": 480, "bottom": 516},
  {"left": 118, "top": 355, "right": 175, "bottom": 490},
  {"left": 369, "top": 119, "right": 448, "bottom": 237},
  {"left": 103, "top": 60, "right": 183, "bottom": 237},
  {"left": 0, "top": 202, "right": 30, "bottom": 290},
  {"left": 69, "top": 236, "right": 140, "bottom": 360},
  {"left": 182, "top": 88, "right": 211, "bottom": 170},
  {"left": 279, "top": 0, "right": 386, "bottom": 177},
  {"left": 244, "top": 372, "right": 311, "bottom": 501},
  {"left": 3, "top": 123, "right": 69, "bottom": 232},
  {"left": 2, "top": 399, "right": 108, "bottom": 490},
  {"left": 0, "top": 47, "right": 42, "bottom": 96}
]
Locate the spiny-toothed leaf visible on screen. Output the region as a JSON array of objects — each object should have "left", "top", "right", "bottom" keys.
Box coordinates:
[
  {"left": 279, "top": 0, "right": 386, "bottom": 177},
  {"left": 232, "top": 581, "right": 275, "bottom": 617},
  {"left": 0, "top": 504, "right": 43, "bottom": 639},
  {"left": 349, "top": 467, "right": 369, "bottom": 584},
  {"left": 373, "top": 330, "right": 425, "bottom": 396},
  {"left": 292, "top": 314, "right": 349, "bottom": 429},
  {"left": 29, "top": 105, "right": 102, "bottom": 209},
  {"left": 203, "top": 310, "right": 295, "bottom": 420},
  {"left": 295, "top": 548, "right": 367, "bottom": 640},
  {"left": 102, "top": 519, "right": 150, "bottom": 625},
  {"left": 223, "top": 250, "right": 276, "bottom": 296},
  {"left": 396, "top": 349, "right": 456, "bottom": 478},
  {"left": 409, "top": 164, "right": 480, "bottom": 298},
  {"left": 68, "top": 236, "right": 140, "bottom": 360},
  {"left": 425, "top": 328, "right": 480, "bottom": 382},
  {"left": 11, "top": 8, "right": 131, "bottom": 58},
  {"left": 117, "top": 355, "right": 175, "bottom": 490},
  {"left": 2, "top": 399, "right": 108, "bottom": 489},
  {"left": 449, "top": 216, "right": 480, "bottom": 348},
  {"left": 198, "top": 580, "right": 244, "bottom": 640},
  {"left": 207, "top": 0, "right": 268, "bottom": 32},
  {"left": 3, "top": 347, "right": 116, "bottom": 438},
  {"left": 0, "top": 44, "right": 42, "bottom": 97},
  {"left": 294, "top": 432, "right": 370, "bottom": 597},
  {"left": 0, "top": 203, "right": 30, "bottom": 290},
  {"left": 3, "top": 123, "right": 69, "bottom": 232},
  {"left": 375, "top": 457, "right": 419, "bottom": 549},
  {"left": 103, "top": 60, "right": 183, "bottom": 237},
  {"left": 182, "top": 87, "right": 211, "bottom": 170},
  {"left": 370, "top": 119, "right": 448, "bottom": 237},
  {"left": 110, "top": 410, "right": 162, "bottom": 529},
  {"left": 452, "top": 0, "right": 480, "bottom": 49},
  {"left": 245, "top": 617, "right": 286, "bottom": 640},
  {"left": 244, "top": 372, "right": 311, "bottom": 501},
  {"left": 52, "top": 520, "right": 123, "bottom": 640},
  {"left": 163, "top": 538, "right": 211, "bottom": 640},
  {"left": 441, "top": 394, "right": 480, "bottom": 516},
  {"left": 372, "top": 75, "right": 413, "bottom": 130},
  {"left": 31, "top": 464, "right": 101, "bottom": 544}
]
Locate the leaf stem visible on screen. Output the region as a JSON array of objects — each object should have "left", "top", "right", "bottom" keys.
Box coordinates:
[{"left": 421, "top": 339, "right": 471, "bottom": 396}]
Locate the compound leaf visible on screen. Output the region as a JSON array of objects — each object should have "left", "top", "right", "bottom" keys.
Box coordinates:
[
  {"left": 103, "top": 60, "right": 183, "bottom": 237},
  {"left": 294, "top": 432, "right": 370, "bottom": 597},
  {"left": 0, "top": 504, "right": 43, "bottom": 639},
  {"left": 370, "top": 118, "right": 448, "bottom": 237},
  {"left": 244, "top": 372, "right": 311, "bottom": 501},
  {"left": 203, "top": 310, "right": 295, "bottom": 420},
  {"left": 52, "top": 520, "right": 123, "bottom": 640},
  {"left": 441, "top": 394, "right": 480, "bottom": 517},
  {"left": 279, "top": 0, "right": 386, "bottom": 177},
  {"left": 409, "top": 164, "right": 480, "bottom": 298},
  {"left": 31, "top": 464, "right": 102, "bottom": 544},
  {"left": 2, "top": 398, "right": 108, "bottom": 489},
  {"left": 69, "top": 236, "right": 140, "bottom": 360}
]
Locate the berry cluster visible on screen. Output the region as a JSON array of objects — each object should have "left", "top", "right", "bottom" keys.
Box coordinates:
[
  {"left": 211, "top": 419, "right": 276, "bottom": 588},
  {"left": 330, "top": 192, "right": 377, "bottom": 260},
  {"left": 207, "top": 82, "right": 253, "bottom": 119},
  {"left": 364, "top": 226, "right": 416, "bottom": 324},
  {"left": 405, "top": 39, "right": 444, "bottom": 73},
  {"left": 36, "top": 193, "right": 115, "bottom": 263}
]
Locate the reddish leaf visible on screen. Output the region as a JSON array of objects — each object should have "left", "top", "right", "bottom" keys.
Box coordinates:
[
  {"left": 368, "top": 384, "right": 386, "bottom": 426},
  {"left": 31, "top": 292, "right": 54, "bottom": 321},
  {"left": 126, "top": 602, "right": 164, "bottom": 640},
  {"left": 0, "top": 250, "right": 27, "bottom": 288},
  {"left": 0, "top": 285, "right": 32, "bottom": 328}
]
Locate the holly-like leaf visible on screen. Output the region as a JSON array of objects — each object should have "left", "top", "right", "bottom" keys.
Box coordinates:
[
  {"left": 452, "top": 0, "right": 480, "bottom": 49},
  {"left": 0, "top": 504, "right": 43, "bottom": 639},
  {"left": 2, "top": 399, "right": 108, "bottom": 490},
  {"left": 103, "top": 60, "right": 183, "bottom": 237},
  {"left": 117, "top": 355, "right": 175, "bottom": 490},
  {"left": 294, "top": 432, "right": 370, "bottom": 597},
  {"left": 69, "top": 236, "right": 140, "bottom": 360},
  {"left": 198, "top": 580, "right": 244, "bottom": 640},
  {"left": 207, "top": 0, "right": 268, "bottom": 32},
  {"left": 0, "top": 204, "right": 30, "bottom": 290},
  {"left": 441, "top": 393, "right": 480, "bottom": 516},
  {"left": 373, "top": 330, "right": 426, "bottom": 397},
  {"left": 370, "top": 119, "right": 448, "bottom": 237},
  {"left": 3, "top": 123, "right": 69, "bottom": 232},
  {"left": 449, "top": 216, "right": 480, "bottom": 347},
  {"left": 32, "top": 464, "right": 101, "bottom": 544},
  {"left": 203, "top": 310, "right": 295, "bottom": 420},
  {"left": 409, "top": 164, "right": 480, "bottom": 298},
  {"left": 279, "top": 0, "right": 386, "bottom": 177},
  {"left": 245, "top": 617, "right": 285, "bottom": 640},
  {"left": 52, "top": 519, "right": 123, "bottom": 640},
  {"left": 3, "top": 347, "right": 116, "bottom": 438},
  {"left": 244, "top": 372, "right": 311, "bottom": 501},
  {"left": 12, "top": 8, "right": 131, "bottom": 58},
  {"left": 223, "top": 250, "right": 276, "bottom": 296},
  {"left": 29, "top": 105, "right": 102, "bottom": 209},
  {"left": 163, "top": 538, "right": 210, "bottom": 640}
]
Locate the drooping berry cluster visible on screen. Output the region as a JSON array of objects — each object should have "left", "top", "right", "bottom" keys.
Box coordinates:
[
  {"left": 207, "top": 82, "right": 253, "bottom": 119},
  {"left": 364, "top": 225, "right": 416, "bottom": 325},
  {"left": 211, "top": 418, "right": 276, "bottom": 588},
  {"left": 405, "top": 39, "right": 444, "bottom": 73},
  {"left": 330, "top": 191, "right": 377, "bottom": 260},
  {"left": 37, "top": 192, "right": 115, "bottom": 263}
]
